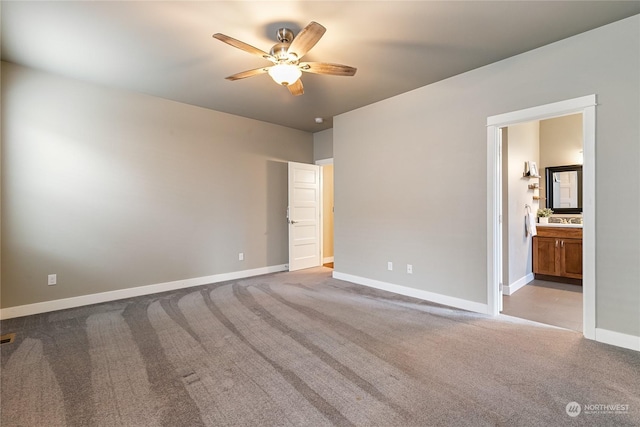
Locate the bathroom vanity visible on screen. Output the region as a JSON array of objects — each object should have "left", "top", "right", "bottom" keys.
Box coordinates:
[{"left": 533, "top": 225, "right": 583, "bottom": 284}]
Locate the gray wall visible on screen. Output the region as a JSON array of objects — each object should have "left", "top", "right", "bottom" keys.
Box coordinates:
[
  {"left": 334, "top": 16, "right": 639, "bottom": 337},
  {"left": 1, "top": 62, "right": 313, "bottom": 308},
  {"left": 313, "top": 128, "right": 334, "bottom": 161},
  {"left": 506, "top": 121, "right": 539, "bottom": 286}
]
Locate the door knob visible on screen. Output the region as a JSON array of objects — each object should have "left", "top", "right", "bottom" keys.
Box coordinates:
[{"left": 289, "top": 220, "right": 298, "bottom": 224}]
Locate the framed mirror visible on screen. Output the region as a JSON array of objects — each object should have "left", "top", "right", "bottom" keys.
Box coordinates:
[{"left": 545, "top": 165, "right": 583, "bottom": 214}]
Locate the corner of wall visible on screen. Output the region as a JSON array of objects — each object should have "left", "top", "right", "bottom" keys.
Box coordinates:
[{"left": 313, "top": 128, "right": 334, "bottom": 161}]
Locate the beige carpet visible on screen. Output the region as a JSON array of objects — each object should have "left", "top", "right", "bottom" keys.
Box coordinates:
[{"left": 1, "top": 267, "right": 639, "bottom": 426}]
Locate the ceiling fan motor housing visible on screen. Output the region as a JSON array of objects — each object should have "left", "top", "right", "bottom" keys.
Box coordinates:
[
  {"left": 271, "top": 28, "right": 298, "bottom": 61},
  {"left": 270, "top": 42, "right": 293, "bottom": 61}
]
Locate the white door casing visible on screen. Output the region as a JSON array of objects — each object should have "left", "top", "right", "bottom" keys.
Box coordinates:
[
  {"left": 497, "top": 133, "right": 503, "bottom": 313},
  {"left": 288, "top": 162, "right": 321, "bottom": 271}
]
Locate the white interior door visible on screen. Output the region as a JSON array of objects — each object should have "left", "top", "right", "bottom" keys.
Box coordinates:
[{"left": 288, "top": 162, "right": 321, "bottom": 271}]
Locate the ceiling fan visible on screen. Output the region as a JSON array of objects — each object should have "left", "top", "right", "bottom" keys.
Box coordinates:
[{"left": 213, "top": 21, "right": 357, "bottom": 96}]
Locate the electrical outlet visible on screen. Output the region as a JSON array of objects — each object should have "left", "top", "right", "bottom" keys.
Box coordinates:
[
  {"left": 48, "top": 274, "right": 57, "bottom": 286},
  {"left": 239, "top": 252, "right": 244, "bottom": 261},
  {"left": 387, "top": 261, "right": 393, "bottom": 271},
  {"left": 407, "top": 264, "right": 413, "bottom": 274}
]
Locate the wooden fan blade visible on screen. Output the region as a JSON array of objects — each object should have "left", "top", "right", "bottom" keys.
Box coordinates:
[
  {"left": 213, "top": 33, "right": 275, "bottom": 62},
  {"left": 288, "top": 22, "right": 326, "bottom": 60},
  {"left": 226, "top": 67, "right": 270, "bottom": 81},
  {"left": 287, "top": 79, "right": 304, "bottom": 96},
  {"left": 299, "top": 62, "right": 357, "bottom": 76}
]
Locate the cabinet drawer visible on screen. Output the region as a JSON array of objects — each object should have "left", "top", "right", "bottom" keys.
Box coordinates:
[{"left": 536, "top": 226, "right": 582, "bottom": 239}]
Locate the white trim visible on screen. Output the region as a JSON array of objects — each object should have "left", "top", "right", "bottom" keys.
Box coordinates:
[
  {"left": 315, "top": 158, "right": 334, "bottom": 166},
  {"left": 0, "top": 264, "right": 287, "bottom": 320},
  {"left": 581, "top": 104, "right": 596, "bottom": 340},
  {"left": 333, "top": 271, "right": 490, "bottom": 314},
  {"left": 503, "top": 273, "right": 534, "bottom": 296},
  {"left": 323, "top": 256, "right": 334, "bottom": 264},
  {"left": 595, "top": 329, "right": 640, "bottom": 352},
  {"left": 486, "top": 95, "right": 597, "bottom": 340},
  {"left": 486, "top": 125, "right": 502, "bottom": 315},
  {"left": 486, "top": 95, "right": 597, "bottom": 127},
  {"left": 319, "top": 164, "right": 325, "bottom": 267}
]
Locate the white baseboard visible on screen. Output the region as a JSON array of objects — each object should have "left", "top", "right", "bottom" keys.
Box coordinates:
[
  {"left": 332, "top": 271, "right": 490, "bottom": 315},
  {"left": 0, "top": 264, "right": 287, "bottom": 320},
  {"left": 595, "top": 328, "right": 640, "bottom": 352},
  {"left": 503, "top": 272, "right": 534, "bottom": 296},
  {"left": 323, "top": 256, "right": 334, "bottom": 264}
]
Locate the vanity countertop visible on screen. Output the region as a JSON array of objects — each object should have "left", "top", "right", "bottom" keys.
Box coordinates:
[{"left": 537, "top": 223, "right": 583, "bottom": 228}]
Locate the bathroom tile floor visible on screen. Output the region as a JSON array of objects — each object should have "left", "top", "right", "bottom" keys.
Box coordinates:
[{"left": 502, "top": 279, "right": 583, "bottom": 332}]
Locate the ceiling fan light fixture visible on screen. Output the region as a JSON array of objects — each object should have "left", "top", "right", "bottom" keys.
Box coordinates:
[{"left": 268, "top": 63, "right": 302, "bottom": 86}]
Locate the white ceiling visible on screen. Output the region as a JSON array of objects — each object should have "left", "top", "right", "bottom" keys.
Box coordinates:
[{"left": 2, "top": 1, "right": 639, "bottom": 132}]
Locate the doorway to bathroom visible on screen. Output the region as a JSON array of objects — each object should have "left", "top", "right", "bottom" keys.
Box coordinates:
[
  {"left": 486, "top": 95, "right": 596, "bottom": 340},
  {"left": 500, "top": 115, "right": 584, "bottom": 332}
]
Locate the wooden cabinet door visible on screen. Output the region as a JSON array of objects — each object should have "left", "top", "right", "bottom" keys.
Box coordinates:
[
  {"left": 533, "top": 237, "right": 559, "bottom": 276},
  {"left": 561, "top": 239, "right": 583, "bottom": 279}
]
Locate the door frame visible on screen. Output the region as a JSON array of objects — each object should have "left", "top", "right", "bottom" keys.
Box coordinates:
[{"left": 486, "top": 94, "right": 596, "bottom": 340}]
